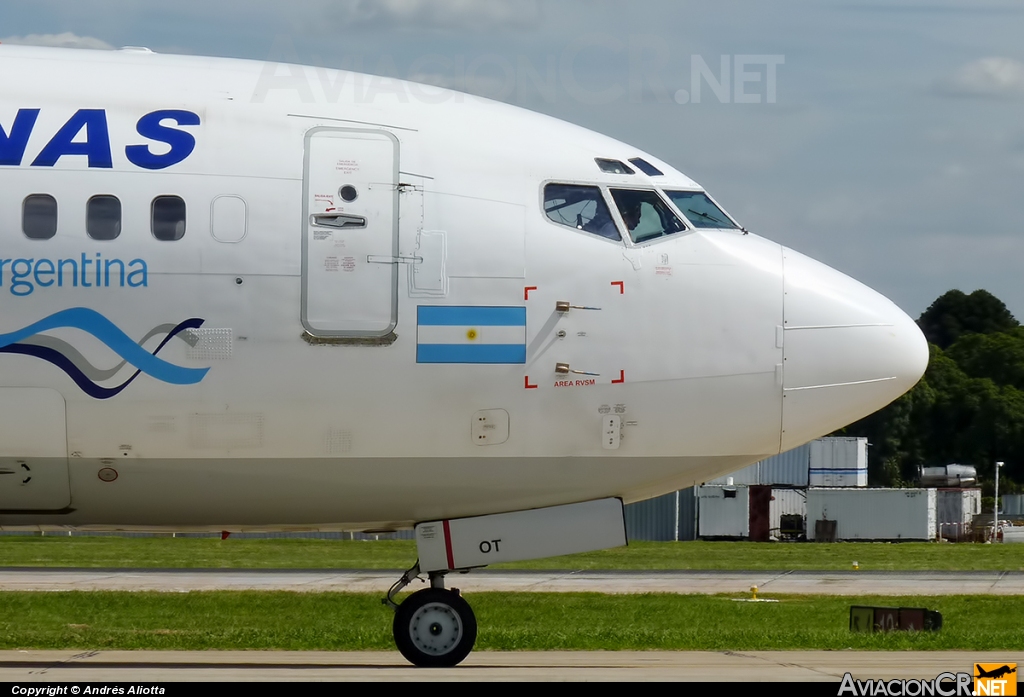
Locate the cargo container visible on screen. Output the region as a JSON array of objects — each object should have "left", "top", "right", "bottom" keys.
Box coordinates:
[
  {"left": 1003, "top": 494, "right": 1024, "bottom": 516},
  {"left": 808, "top": 438, "right": 868, "bottom": 487},
  {"left": 697, "top": 485, "right": 749, "bottom": 538},
  {"left": 696, "top": 485, "right": 801, "bottom": 540},
  {"left": 706, "top": 437, "right": 866, "bottom": 488},
  {"left": 806, "top": 488, "right": 937, "bottom": 541},
  {"left": 769, "top": 488, "right": 807, "bottom": 540},
  {"left": 936, "top": 488, "right": 981, "bottom": 541}
]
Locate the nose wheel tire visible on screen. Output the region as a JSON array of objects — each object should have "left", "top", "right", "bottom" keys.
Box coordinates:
[{"left": 393, "top": 588, "right": 477, "bottom": 667}]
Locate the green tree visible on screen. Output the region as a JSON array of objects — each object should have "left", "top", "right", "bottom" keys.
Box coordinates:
[
  {"left": 832, "top": 289, "right": 1023, "bottom": 491},
  {"left": 917, "top": 289, "right": 1018, "bottom": 349},
  {"left": 946, "top": 327, "right": 1024, "bottom": 390}
]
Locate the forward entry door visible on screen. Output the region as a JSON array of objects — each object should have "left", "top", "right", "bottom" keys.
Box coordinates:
[{"left": 302, "top": 128, "right": 400, "bottom": 338}]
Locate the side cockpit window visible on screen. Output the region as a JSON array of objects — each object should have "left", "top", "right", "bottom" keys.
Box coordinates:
[
  {"left": 543, "top": 184, "right": 621, "bottom": 241},
  {"left": 665, "top": 190, "right": 739, "bottom": 230},
  {"left": 609, "top": 188, "right": 686, "bottom": 243}
]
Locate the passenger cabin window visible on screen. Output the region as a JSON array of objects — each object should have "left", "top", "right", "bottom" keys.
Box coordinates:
[
  {"left": 609, "top": 189, "right": 686, "bottom": 243},
  {"left": 211, "top": 195, "right": 247, "bottom": 243},
  {"left": 543, "top": 184, "right": 620, "bottom": 241},
  {"left": 152, "top": 196, "right": 186, "bottom": 241},
  {"left": 665, "top": 190, "right": 739, "bottom": 230},
  {"left": 87, "top": 195, "right": 122, "bottom": 240},
  {"left": 23, "top": 194, "right": 57, "bottom": 239}
]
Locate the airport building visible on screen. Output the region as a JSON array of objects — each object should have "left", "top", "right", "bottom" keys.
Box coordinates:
[{"left": 623, "top": 438, "right": 986, "bottom": 542}]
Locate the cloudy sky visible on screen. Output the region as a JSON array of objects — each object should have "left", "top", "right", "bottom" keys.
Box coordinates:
[{"left": 3, "top": 0, "right": 1023, "bottom": 320}]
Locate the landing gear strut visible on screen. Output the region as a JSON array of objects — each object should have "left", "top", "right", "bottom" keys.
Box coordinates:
[
  {"left": 385, "top": 562, "right": 477, "bottom": 667},
  {"left": 385, "top": 499, "right": 626, "bottom": 665}
]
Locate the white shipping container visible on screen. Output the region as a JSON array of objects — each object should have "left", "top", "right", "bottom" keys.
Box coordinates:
[
  {"left": 769, "top": 488, "right": 807, "bottom": 539},
  {"left": 760, "top": 446, "right": 813, "bottom": 487},
  {"left": 936, "top": 489, "right": 981, "bottom": 541},
  {"left": 1003, "top": 495, "right": 1024, "bottom": 516},
  {"left": 697, "top": 485, "right": 749, "bottom": 538},
  {"left": 808, "top": 438, "right": 868, "bottom": 487},
  {"left": 806, "top": 488, "right": 937, "bottom": 541},
  {"left": 1003, "top": 527, "right": 1024, "bottom": 543}
]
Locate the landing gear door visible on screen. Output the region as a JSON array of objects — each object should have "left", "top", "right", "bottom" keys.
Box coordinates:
[{"left": 302, "top": 128, "right": 400, "bottom": 338}]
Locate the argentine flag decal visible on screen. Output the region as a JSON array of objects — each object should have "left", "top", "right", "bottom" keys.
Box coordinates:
[{"left": 417, "top": 306, "right": 527, "bottom": 364}]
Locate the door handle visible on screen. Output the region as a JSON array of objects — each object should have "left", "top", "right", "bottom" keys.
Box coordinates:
[{"left": 310, "top": 213, "right": 367, "bottom": 229}]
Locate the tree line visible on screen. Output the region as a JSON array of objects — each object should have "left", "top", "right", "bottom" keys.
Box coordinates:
[{"left": 836, "top": 289, "right": 1023, "bottom": 495}]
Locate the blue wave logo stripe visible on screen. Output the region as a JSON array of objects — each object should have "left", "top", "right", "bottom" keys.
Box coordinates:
[{"left": 0, "top": 308, "right": 210, "bottom": 398}]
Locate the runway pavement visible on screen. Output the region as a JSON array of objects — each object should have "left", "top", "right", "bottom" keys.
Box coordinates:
[
  {"left": 2, "top": 650, "right": 1023, "bottom": 682},
  {"left": 1, "top": 568, "right": 1023, "bottom": 595}
]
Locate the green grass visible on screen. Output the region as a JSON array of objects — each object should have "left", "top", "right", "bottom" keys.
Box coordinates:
[
  {"left": 1, "top": 537, "right": 1022, "bottom": 571},
  {"left": 0, "top": 592, "right": 1019, "bottom": 651},
  {"left": 0, "top": 537, "right": 416, "bottom": 569},
  {"left": 498, "top": 540, "right": 1024, "bottom": 571}
]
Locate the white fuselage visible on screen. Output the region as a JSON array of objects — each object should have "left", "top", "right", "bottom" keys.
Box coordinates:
[{"left": 0, "top": 46, "right": 928, "bottom": 531}]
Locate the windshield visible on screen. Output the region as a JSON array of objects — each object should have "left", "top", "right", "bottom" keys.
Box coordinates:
[
  {"left": 609, "top": 189, "right": 686, "bottom": 243},
  {"left": 664, "top": 191, "right": 739, "bottom": 230}
]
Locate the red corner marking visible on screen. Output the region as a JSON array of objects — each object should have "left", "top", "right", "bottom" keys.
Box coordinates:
[
  {"left": 524, "top": 286, "right": 538, "bottom": 300},
  {"left": 525, "top": 376, "right": 538, "bottom": 389},
  {"left": 611, "top": 281, "right": 624, "bottom": 294},
  {"left": 612, "top": 370, "right": 625, "bottom": 384},
  {"left": 442, "top": 519, "right": 455, "bottom": 570}
]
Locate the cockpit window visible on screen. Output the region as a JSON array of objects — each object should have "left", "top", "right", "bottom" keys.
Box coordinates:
[
  {"left": 664, "top": 190, "right": 739, "bottom": 230},
  {"left": 543, "top": 184, "right": 621, "bottom": 241},
  {"left": 609, "top": 188, "right": 686, "bottom": 243},
  {"left": 595, "top": 158, "right": 634, "bottom": 175}
]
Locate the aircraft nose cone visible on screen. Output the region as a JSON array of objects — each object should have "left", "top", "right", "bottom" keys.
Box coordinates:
[{"left": 781, "top": 248, "right": 928, "bottom": 450}]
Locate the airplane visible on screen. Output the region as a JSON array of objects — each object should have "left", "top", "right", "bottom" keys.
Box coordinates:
[
  {"left": 0, "top": 44, "right": 928, "bottom": 667},
  {"left": 976, "top": 665, "right": 1017, "bottom": 680}
]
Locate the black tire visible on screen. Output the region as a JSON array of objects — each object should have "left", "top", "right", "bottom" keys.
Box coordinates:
[{"left": 393, "top": 588, "right": 477, "bottom": 667}]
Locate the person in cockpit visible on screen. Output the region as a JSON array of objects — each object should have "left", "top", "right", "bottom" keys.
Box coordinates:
[
  {"left": 619, "top": 202, "right": 641, "bottom": 235},
  {"left": 586, "top": 202, "right": 640, "bottom": 241}
]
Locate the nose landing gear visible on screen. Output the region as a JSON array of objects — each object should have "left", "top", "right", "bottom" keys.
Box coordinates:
[
  {"left": 385, "top": 562, "right": 477, "bottom": 667},
  {"left": 394, "top": 587, "right": 477, "bottom": 667},
  {"left": 384, "top": 499, "right": 626, "bottom": 665}
]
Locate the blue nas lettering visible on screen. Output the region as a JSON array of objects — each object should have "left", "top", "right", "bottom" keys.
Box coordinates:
[{"left": 0, "top": 109, "right": 200, "bottom": 170}]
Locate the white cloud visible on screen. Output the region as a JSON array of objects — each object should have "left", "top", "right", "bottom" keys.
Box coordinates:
[
  {"left": 939, "top": 57, "right": 1024, "bottom": 97},
  {"left": 0, "top": 32, "right": 114, "bottom": 50},
  {"left": 322, "top": 0, "right": 540, "bottom": 30}
]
